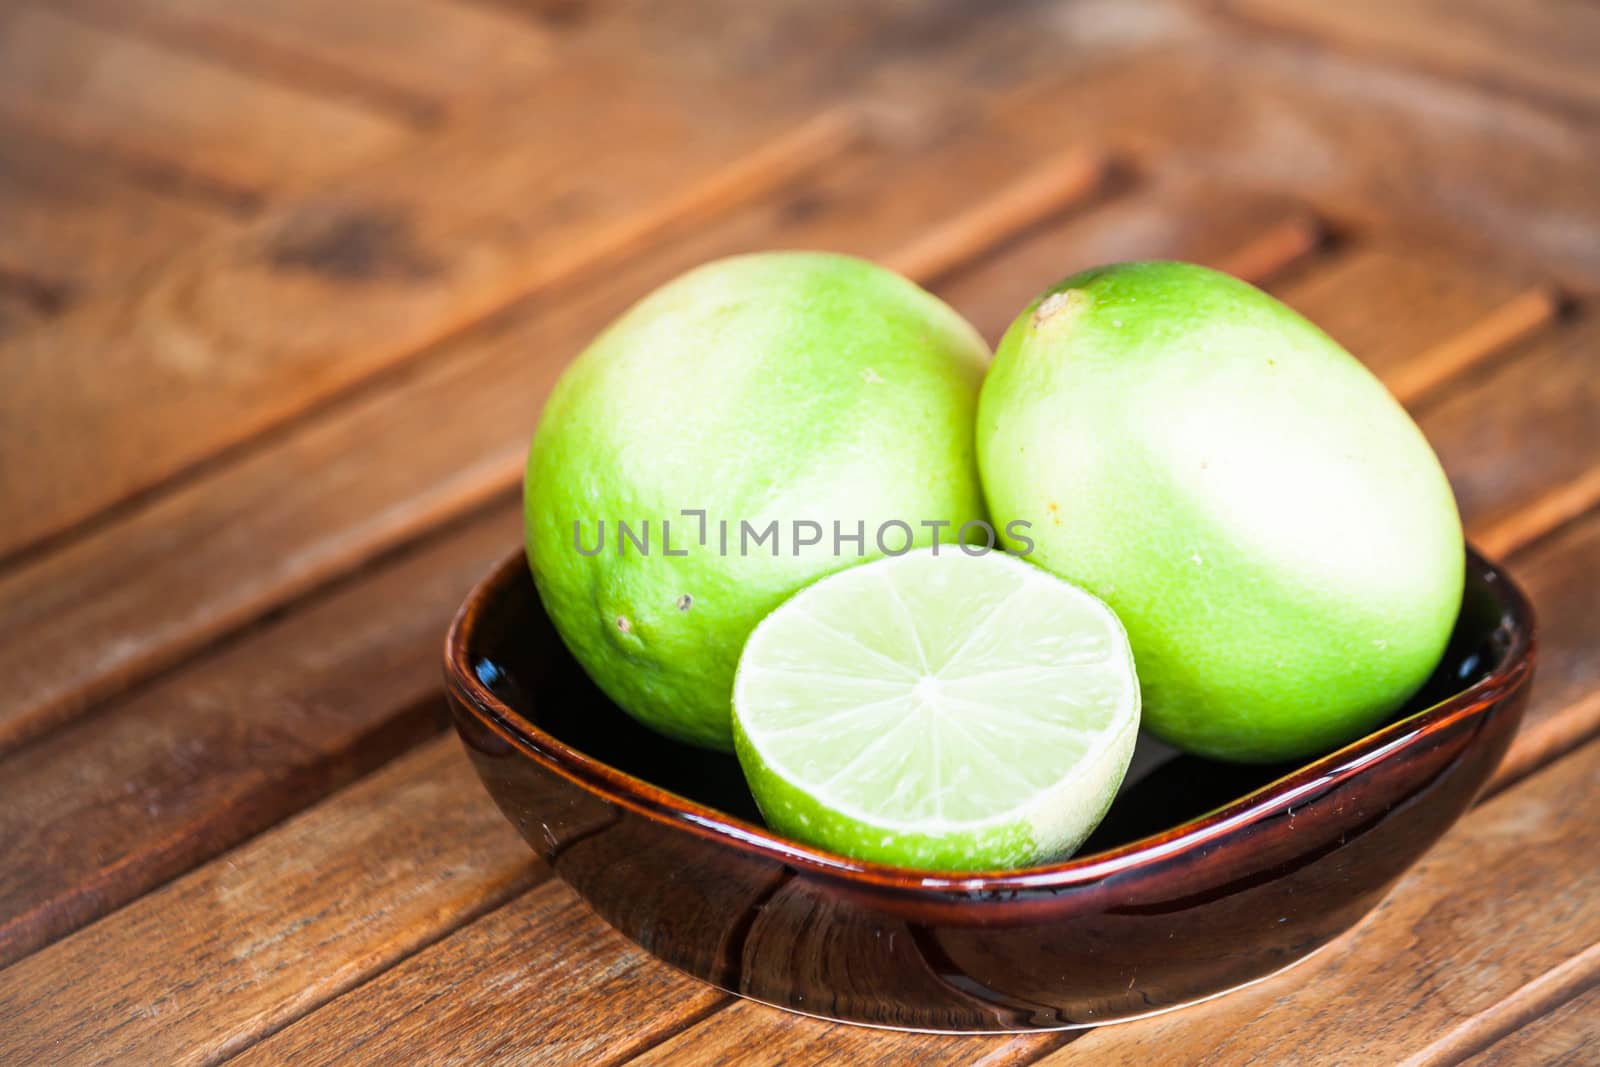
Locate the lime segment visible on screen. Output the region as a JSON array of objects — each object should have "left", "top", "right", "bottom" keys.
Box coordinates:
[{"left": 732, "top": 548, "right": 1141, "bottom": 871}]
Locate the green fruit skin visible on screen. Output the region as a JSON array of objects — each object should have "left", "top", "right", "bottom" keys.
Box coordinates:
[
  {"left": 733, "top": 710, "right": 1137, "bottom": 871},
  {"left": 731, "top": 713, "right": 1032, "bottom": 870},
  {"left": 978, "top": 262, "right": 1464, "bottom": 763},
  {"left": 526, "top": 252, "right": 990, "bottom": 751}
]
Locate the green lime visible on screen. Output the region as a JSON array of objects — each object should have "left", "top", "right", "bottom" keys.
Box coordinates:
[
  {"left": 732, "top": 547, "right": 1140, "bottom": 871},
  {"left": 526, "top": 252, "right": 990, "bottom": 751},
  {"left": 978, "top": 261, "right": 1464, "bottom": 763}
]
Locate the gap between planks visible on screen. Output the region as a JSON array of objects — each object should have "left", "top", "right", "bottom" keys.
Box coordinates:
[
  {"left": 1000, "top": 37, "right": 1600, "bottom": 287},
  {"left": 0, "top": 490, "right": 525, "bottom": 967},
  {"left": 1214, "top": 0, "right": 1600, "bottom": 123},
  {"left": 1398, "top": 942, "right": 1600, "bottom": 1067},
  {"left": 1461, "top": 982, "right": 1600, "bottom": 1065},
  {"left": 0, "top": 739, "right": 551, "bottom": 1067}
]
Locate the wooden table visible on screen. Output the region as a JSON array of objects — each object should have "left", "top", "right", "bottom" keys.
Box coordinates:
[{"left": 1, "top": 1, "right": 1596, "bottom": 1063}]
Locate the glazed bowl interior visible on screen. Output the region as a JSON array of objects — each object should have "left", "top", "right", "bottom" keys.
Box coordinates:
[{"left": 450, "top": 545, "right": 1531, "bottom": 886}]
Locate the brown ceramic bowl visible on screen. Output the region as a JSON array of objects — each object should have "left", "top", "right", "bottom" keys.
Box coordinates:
[{"left": 444, "top": 546, "right": 1534, "bottom": 1032}]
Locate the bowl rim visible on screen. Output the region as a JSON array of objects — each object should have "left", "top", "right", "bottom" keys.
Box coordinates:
[{"left": 444, "top": 544, "right": 1536, "bottom": 893}]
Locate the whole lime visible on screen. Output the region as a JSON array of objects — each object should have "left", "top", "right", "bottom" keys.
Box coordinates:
[
  {"left": 978, "top": 261, "right": 1464, "bottom": 763},
  {"left": 526, "top": 252, "right": 990, "bottom": 751}
]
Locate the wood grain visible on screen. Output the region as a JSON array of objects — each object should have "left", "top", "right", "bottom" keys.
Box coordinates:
[
  {"left": 0, "top": 69, "right": 852, "bottom": 566},
  {"left": 1490, "top": 507, "right": 1600, "bottom": 789},
  {"left": 0, "top": 95, "right": 1100, "bottom": 753},
  {"left": 1398, "top": 943, "right": 1600, "bottom": 1066},
  {"left": 1463, "top": 983, "right": 1600, "bottom": 1066},
  {"left": 233, "top": 881, "right": 727, "bottom": 1066},
  {"left": 0, "top": 290, "right": 40, "bottom": 338},
  {"left": 1271, "top": 244, "right": 1559, "bottom": 405},
  {"left": 0, "top": 6, "right": 409, "bottom": 204},
  {"left": 0, "top": 504, "right": 519, "bottom": 967},
  {"left": 882, "top": 148, "right": 1109, "bottom": 285},
  {"left": 579, "top": 0, "right": 1164, "bottom": 119},
  {"left": 57, "top": 0, "right": 553, "bottom": 122},
  {"left": 934, "top": 177, "right": 1322, "bottom": 342},
  {"left": 0, "top": 306, "right": 566, "bottom": 755},
  {"left": 1021, "top": 741, "right": 1600, "bottom": 1065},
  {"left": 1222, "top": 0, "right": 1600, "bottom": 115},
  {"left": 0, "top": 739, "right": 543, "bottom": 1067},
  {"left": 1418, "top": 315, "right": 1600, "bottom": 558},
  {"left": 1022, "top": 37, "right": 1600, "bottom": 285},
  {"left": 633, "top": 1010, "right": 1061, "bottom": 1067},
  {"left": 0, "top": 123, "right": 224, "bottom": 299}
]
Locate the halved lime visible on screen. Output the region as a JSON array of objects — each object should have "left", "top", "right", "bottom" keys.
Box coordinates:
[{"left": 731, "top": 547, "right": 1141, "bottom": 871}]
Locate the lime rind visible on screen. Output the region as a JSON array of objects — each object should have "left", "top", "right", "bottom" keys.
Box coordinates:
[{"left": 732, "top": 548, "right": 1141, "bottom": 871}]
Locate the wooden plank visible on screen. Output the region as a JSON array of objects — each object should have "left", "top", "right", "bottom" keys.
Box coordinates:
[
  {"left": 934, "top": 177, "right": 1322, "bottom": 342},
  {"left": 629, "top": 1005, "right": 1061, "bottom": 1066},
  {"left": 58, "top": 0, "right": 553, "bottom": 122},
  {"left": 1489, "top": 507, "right": 1600, "bottom": 789},
  {"left": 0, "top": 290, "right": 40, "bottom": 338},
  {"left": 1019, "top": 40, "right": 1600, "bottom": 285},
  {"left": 1417, "top": 316, "right": 1600, "bottom": 559},
  {"left": 0, "top": 739, "right": 544, "bottom": 1067},
  {"left": 1017, "top": 741, "right": 1600, "bottom": 1065},
  {"left": 0, "top": 95, "right": 1099, "bottom": 753},
  {"left": 0, "top": 6, "right": 410, "bottom": 205},
  {"left": 0, "top": 122, "right": 224, "bottom": 297},
  {"left": 1399, "top": 944, "right": 1600, "bottom": 1065},
  {"left": 1223, "top": 0, "right": 1600, "bottom": 115},
  {"left": 0, "top": 308, "right": 551, "bottom": 755},
  {"left": 1271, "top": 245, "right": 1559, "bottom": 405},
  {"left": 882, "top": 148, "right": 1107, "bottom": 284},
  {"left": 231, "top": 882, "right": 727, "bottom": 1066},
  {"left": 1463, "top": 984, "right": 1600, "bottom": 1066},
  {"left": 0, "top": 65, "right": 854, "bottom": 565},
  {"left": 0, "top": 504, "right": 519, "bottom": 967},
  {"left": 580, "top": 0, "right": 1153, "bottom": 114}
]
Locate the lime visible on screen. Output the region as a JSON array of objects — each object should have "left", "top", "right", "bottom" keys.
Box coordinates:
[
  {"left": 526, "top": 252, "right": 990, "bottom": 751},
  {"left": 732, "top": 548, "right": 1140, "bottom": 871},
  {"left": 978, "top": 261, "right": 1464, "bottom": 763}
]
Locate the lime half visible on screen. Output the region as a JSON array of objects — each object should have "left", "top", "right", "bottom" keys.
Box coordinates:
[{"left": 731, "top": 547, "right": 1141, "bottom": 871}]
